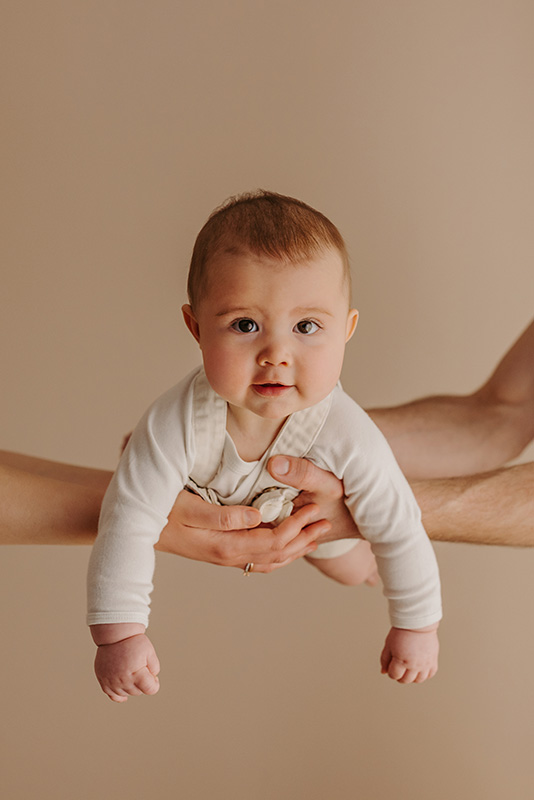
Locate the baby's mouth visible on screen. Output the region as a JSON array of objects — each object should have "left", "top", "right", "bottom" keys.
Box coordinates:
[{"left": 253, "top": 383, "right": 293, "bottom": 397}]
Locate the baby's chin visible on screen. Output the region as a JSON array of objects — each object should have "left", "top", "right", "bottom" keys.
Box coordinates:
[{"left": 251, "top": 391, "right": 335, "bottom": 419}]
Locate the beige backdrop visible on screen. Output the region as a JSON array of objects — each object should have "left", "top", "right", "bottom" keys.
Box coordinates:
[{"left": 2, "top": 2, "right": 534, "bottom": 799}]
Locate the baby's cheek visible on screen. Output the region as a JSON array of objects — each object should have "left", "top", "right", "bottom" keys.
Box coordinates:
[
  {"left": 307, "top": 352, "right": 343, "bottom": 395},
  {"left": 203, "top": 351, "right": 245, "bottom": 399}
]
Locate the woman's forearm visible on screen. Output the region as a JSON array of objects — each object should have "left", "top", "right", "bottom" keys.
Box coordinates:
[
  {"left": 0, "top": 450, "right": 112, "bottom": 490},
  {"left": 4, "top": 448, "right": 533, "bottom": 551},
  {"left": 0, "top": 461, "right": 105, "bottom": 545}
]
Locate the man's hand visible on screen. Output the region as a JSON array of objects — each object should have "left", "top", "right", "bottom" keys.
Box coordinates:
[
  {"left": 267, "top": 455, "right": 361, "bottom": 543},
  {"left": 156, "top": 490, "right": 329, "bottom": 572}
]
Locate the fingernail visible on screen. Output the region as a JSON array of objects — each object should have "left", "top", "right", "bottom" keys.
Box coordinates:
[
  {"left": 271, "top": 456, "right": 289, "bottom": 475},
  {"left": 245, "top": 509, "right": 260, "bottom": 526}
]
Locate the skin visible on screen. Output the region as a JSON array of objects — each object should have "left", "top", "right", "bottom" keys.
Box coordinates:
[
  {"left": 368, "top": 318, "right": 534, "bottom": 550},
  {"left": 182, "top": 248, "right": 358, "bottom": 459},
  {"left": 0, "top": 450, "right": 326, "bottom": 565},
  {"left": 268, "top": 319, "right": 534, "bottom": 551},
  {"left": 91, "top": 247, "right": 439, "bottom": 699},
  {"left": 369, "top": 319, "right": 534, "bottom": 481},
  {"left": 171, "top": 312, "right": 534, "bottom": 552},
  {"left": 4, "top": 317, "right": 531, "bottom": 549},
  {"left": 3, "top": 319, "right": 532, "bottom": 689}
]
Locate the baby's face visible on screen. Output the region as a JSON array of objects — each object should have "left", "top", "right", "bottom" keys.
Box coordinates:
[{"left": 183, "top": 248, "right": 358, "bottom": 425}]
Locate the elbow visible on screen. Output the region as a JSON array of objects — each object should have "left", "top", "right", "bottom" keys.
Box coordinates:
[{"left": 473, "top": 386, "right": 534, "bottom": 464}]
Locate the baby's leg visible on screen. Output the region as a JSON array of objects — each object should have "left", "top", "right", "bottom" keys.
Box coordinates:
[
  {"left": 348, "top": 540, "right": 379, "bottom": 586},
  {"left": 306, "top": 540, "right": 379, "bottom": 586}
]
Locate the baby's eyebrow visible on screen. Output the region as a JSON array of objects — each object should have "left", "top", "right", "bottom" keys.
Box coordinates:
[
  {"left": 215, "top": 306, "right": 258, "bottom": 317},
  {"left": 214, "top": 305, "right": 335, "bottom": 318},
  {"left": 293, "top": 306, "right": 335, "bottom": 317}
]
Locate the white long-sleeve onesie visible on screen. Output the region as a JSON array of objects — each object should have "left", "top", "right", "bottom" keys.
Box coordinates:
[{"left": 87, "top": 368, "right": 442, "bottom": 631}]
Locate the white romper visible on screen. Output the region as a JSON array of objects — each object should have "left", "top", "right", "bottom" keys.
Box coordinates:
[{"left": 87, "top": 367, "right": 442, "bottom": 631}]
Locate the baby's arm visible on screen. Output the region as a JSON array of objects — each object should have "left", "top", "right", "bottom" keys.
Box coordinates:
[
  {"left": 308, "top": 547, "right": 439, "bottom": 683},
  {"left": 306, "top": 389, "right": 442, "bottom": 683},
  {"left": 91, "top": 623, "right": 160, "bottom": 703},
  {"left": 87, "top": 379, "right": 195, "bottom": 700}
]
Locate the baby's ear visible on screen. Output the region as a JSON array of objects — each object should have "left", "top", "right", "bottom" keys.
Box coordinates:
[
  {"left": 182, "top": 304, "right": 201, "bottom": 343},
  {"left": 345, "top": 309, "right": 359, "bottom": 342}
]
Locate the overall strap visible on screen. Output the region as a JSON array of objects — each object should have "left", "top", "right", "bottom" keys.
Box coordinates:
[
  {"left": 189, "top": 367, "right": 335, "bottom": 491},
  {"left": 188, "top": 369, "right": 227, "bottom": 487},
  {"left": 267, "top": 390, "right": 333, "bottom": 459}
]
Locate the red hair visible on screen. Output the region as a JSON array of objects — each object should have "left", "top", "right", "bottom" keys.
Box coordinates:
[{"left": 187, "top": 190, "right": 351, "bottom": 310}]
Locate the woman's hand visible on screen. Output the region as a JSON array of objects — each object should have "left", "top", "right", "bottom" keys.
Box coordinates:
[
  {"left": 156, "top": 490, "right": 329, "bottom": 572},
  {"left": 156, "top": 456, "right": 360, "bottom": 571}
]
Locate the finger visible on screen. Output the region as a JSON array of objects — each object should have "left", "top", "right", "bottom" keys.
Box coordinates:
[
  {"left": 220, "top": 506, "right": 324, "bottom": 566},
  {"left": 248, "top": 540, "right": 323, "bottom": 574},
  {"left": 229, "top": 543, "right": 318, "bottom": 574},
  {"left": 247, "top": 516, "right": 329, "bottom": 565},
  {"left": 106, "top": 693, "right": 128, "bottom": 703},
  {"left": 387, "top": 658, "right": 408, "bottom": 682},
  {"left": 268, "top": 456, "right": 344, "bottom": 498},
  {"left": 380, "top": 647, "right": 391, "bottom": 674},
  {"left": 398, "top": 669, "right": 419, "bottom": 685},
  {"left": 268, "top": 504, "right": 324, "bottom": 549},
  {"left": 414, "top": 670, "right": 429, "bottom": 684},
  {"left": 133, "top": 667, "right": 160, "bottom": 696},
  {"left": 148, "top": 649, "right": 161, "bottom": 678},
  {"left": 233, "top": 516, "right": 330, "bottom": 573},
  {"left": 122, "top": 684, "right": 143, "bottom": 696},
  {"left": 271, "top": 518, "right": 330, "bottom": 559},
  {"left": 101, "top": 684, "right": 130, "bottom": 703},
  {"left": 182, "top": 510, "right": 327, "bottom": 570},
  {"left": 173, "top": 490, "right": 261, "bottom": 531},
  {"left": 247, "top": 544, "right": 320, "bottom": 574},
  {"left": 421, "top": 664, "right": 438, "bottom": 682}
]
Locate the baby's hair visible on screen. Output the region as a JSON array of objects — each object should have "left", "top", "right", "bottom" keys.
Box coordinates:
[{"left": 187, "top": 190, "right": 351, "bottom": 310}]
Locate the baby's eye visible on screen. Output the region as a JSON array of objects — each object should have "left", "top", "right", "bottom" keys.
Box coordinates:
[
  {"left": 294, "top": 319, "right": 319, "bottom": 335},
  {"left": 231, "top": 318, "right": 259, "bottom": 333}
]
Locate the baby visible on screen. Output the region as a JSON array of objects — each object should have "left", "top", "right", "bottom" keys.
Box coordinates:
[{"left": 87, "top": 191, "right": 441, "bottom": 702}]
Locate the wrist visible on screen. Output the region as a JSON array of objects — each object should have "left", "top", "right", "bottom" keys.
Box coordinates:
[
  {"left": 90, "top": 622, "right": 145, "bottom": 646},
  {"left": 393, "top": 623, "right": 439, "bottom": 634}
]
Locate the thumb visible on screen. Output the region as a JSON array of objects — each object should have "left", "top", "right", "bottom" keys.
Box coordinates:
[{"left": 268, "top": 455, "right": 343, "bottom": 498}]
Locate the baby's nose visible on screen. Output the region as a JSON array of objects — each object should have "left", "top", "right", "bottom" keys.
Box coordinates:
[
  {"left": 257, "top": 338, "right": 290, "bottom": 366},
  {"left": 258, "top": 349, "right": 289, "bottom": 366}
]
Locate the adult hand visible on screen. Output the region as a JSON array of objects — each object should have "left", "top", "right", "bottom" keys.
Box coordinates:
[
  {"left": 156, "top": 489, "right": 329, "bottom": 573},
  {"left": 267, "top": 455, "right": 361, "bottom": 542}
]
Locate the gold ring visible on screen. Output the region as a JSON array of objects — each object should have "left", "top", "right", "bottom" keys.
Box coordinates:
[{"left": 243, "top": 562, "right": 254, "bottom": 576}]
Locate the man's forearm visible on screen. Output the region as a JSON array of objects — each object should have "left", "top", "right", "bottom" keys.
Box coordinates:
[
  {"left": 412, "top": 462, "right": 534, "bottom": 547},
  {"left": 369, "top": 394, "right": 533, "bottom": 480},
  {"left": 369, "top": 320, "right": 534, "bottom": 480}
]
